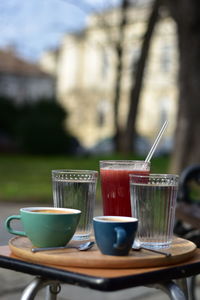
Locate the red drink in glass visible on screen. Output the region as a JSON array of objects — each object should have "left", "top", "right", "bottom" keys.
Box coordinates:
[{"left": 100, "top": 161, "right": 150, "bottom": 217}]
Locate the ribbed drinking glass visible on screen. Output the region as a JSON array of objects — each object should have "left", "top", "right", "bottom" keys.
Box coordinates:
[
  {"left": 52, "top": 170, "right": 98, "bottom": 241},
  {"left": 129, "top": 174, "right": 179, "bottom": 249}
]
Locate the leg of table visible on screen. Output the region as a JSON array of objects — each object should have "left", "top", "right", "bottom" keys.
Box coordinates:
[
  {"left": 21, "top": 276, "right": 61, "bottom": 300},
  {"left": 45, "top": 282, "right": 61, "bottom": 300},
  {"left": 185, "top": 276, "right": 196, "bottom": 300},
  {"left": 148, "top": 280, "right": 188, "bottom": 300},
  {"left": 175, "top": 278, "right": 189, "bottom": 299}
]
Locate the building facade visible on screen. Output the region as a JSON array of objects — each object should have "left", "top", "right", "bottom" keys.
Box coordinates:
[
  {"left": 40, "top": 3, "right": 178, "bottom": 149},
  {"left": 0, "top": 49, "right": 55, "bottom": 104}
]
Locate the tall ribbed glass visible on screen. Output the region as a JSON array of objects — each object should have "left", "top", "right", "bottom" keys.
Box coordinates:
[
  {"left": 52, "top": 170, "right": 98, "bottom": 241},
  {"left": 130, "top": 174, "right": 179, "bottom": 249}
]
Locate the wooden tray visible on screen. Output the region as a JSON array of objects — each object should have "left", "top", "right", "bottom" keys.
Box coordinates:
[{"left": 9, "top": 237, "right": 196, "bottom": 269}]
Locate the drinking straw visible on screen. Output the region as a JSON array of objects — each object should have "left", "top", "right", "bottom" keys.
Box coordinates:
[{"left": 145, "top": 120, "right": 168, "bottom": 162}]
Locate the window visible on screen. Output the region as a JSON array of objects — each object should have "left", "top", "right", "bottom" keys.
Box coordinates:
[
  {"left": 130, "top": 48, "right": 141, "bottom": 74},
  {"left": 97, "top": 100, "right": 110, "bottom": 127},
  {"left": 101, "top": 50, "right": 109, "bottom": 78},
  {"left": 160, "top": 45, "right": 171, "bottom": 72}
]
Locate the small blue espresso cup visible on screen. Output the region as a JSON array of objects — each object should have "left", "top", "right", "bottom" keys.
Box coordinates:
[{"left": 93, "top": 216, "right": 138, "bottom": 256}]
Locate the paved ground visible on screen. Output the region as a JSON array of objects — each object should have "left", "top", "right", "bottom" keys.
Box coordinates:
[{"left": 0, "top": 202, "right": 199, "bottom": 300}]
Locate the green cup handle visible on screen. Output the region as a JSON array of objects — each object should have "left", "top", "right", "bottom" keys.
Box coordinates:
[{"left": 5, "top": 215, "right": 26, "bottom": 236}]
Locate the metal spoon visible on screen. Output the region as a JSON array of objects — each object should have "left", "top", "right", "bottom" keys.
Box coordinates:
[
  {"left": 31, "top": 241, "right": 95, "bottom": 253},
  {"left": 132, "top": 240, "right": 171, "bottom": 257}
]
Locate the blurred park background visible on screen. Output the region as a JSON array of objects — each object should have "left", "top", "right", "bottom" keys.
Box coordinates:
[{"left": 0, "top": 0, "right": 200, "bottom": 204}]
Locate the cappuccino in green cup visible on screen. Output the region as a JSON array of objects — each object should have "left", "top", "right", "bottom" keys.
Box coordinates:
[{"left": 5, "top": 207, "right": 81, "bottom": 248}]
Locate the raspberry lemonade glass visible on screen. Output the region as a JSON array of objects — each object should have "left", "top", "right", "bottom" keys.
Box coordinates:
[{"left": 100, "top": 160, "right": 150, "bottom": 217}]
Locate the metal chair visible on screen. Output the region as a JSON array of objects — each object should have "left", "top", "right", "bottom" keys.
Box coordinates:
[
  {"left": 174, "top": 164, "right": 200, "bottom": 300},
  {"left": 174, "top": 164, "right": 200, "bottom": 244}
]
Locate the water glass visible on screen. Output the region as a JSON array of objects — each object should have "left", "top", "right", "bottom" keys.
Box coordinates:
[
  {"left": 52, "top": 169, "right": 98, "bottom": 241},
  {"left": 129, "top": 174, "right": 179, "bottom": 249}
]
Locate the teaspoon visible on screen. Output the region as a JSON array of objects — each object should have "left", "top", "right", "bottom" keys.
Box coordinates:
[
  {"left": 32, "top": 241, "right": 95, "bottom": 253},
  {"left": 132, "top": 241, "right": 171, "bottom": 257}
]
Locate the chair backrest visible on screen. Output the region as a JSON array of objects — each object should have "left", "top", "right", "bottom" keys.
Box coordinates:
[{"left": 177, "top": 164, "right": 200, "bottom": 204}]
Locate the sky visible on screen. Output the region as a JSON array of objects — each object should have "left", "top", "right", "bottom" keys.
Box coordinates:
[{"left": 0, "top": 0, "right": 120, "bottom": 62}]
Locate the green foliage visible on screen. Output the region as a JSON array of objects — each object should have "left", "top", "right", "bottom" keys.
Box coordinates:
[
  {"left": 0, "top": 96, "right": 80, "bottom": 155},
  {"left": 0, "top": 96, "right": 18, "bottom": 136},
  {"left": 17, "top": 99, "right": 68, "bottom": 154}
]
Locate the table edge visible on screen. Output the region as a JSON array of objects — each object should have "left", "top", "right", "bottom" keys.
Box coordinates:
[{"left": 0, "top": 250, "right": 200, "bottom": 291}]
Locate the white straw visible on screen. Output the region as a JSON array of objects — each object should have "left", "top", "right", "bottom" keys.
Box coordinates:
[{"left": 145, "top": 120, "right": 168, "bottom": 162}]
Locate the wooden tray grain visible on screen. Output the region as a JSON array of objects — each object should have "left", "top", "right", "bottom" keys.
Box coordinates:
[{"left": 9, "top": 237, "right": 196, "bottom": 269}]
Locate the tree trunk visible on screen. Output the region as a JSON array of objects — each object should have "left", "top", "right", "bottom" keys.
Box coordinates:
[
  {"left": 166, "top": 0, "right": 200, "bottom": 173},
  {"left": 113, "top": 0, "right": 129, "bottom": 151},
  {"left": 119, "top": 0, "right": 160, "bottom": 153}
]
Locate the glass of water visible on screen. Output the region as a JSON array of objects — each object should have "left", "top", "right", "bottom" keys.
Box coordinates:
[
  {"left": 129, "top": 174, "right": 179, "bottom": 249},
  {"left": 52, "top": 169, "right": 98, "bottom": 241}
]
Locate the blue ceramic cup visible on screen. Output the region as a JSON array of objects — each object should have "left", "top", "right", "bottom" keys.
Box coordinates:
[{"left": 93, "top": 216, "right": 138, "bottom": 256}]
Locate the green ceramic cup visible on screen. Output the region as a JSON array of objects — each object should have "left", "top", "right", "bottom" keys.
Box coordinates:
[{"left": 5, "top": 207, "right": 81, "bottom": 248}]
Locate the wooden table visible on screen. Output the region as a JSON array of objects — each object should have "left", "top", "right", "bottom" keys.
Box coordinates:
[{"left": 0, "top": 243, "right": 200, "bottom": 300}]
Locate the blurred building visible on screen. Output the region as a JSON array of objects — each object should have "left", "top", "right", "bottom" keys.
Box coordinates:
[
  {"left": 40, "top": 2, "right": 178, "bottom": 149},
  {"left": 0, "top": 48, "right": 55, "bottom": 104}
]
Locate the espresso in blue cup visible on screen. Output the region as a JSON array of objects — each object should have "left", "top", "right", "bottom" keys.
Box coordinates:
[{"left": 93, "top": 216, "right": 138, "bottom": 256}]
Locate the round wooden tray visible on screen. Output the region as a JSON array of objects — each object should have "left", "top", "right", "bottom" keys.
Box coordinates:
[{"left": 9, "top": 237, "right": 196, "bottom": 269}]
